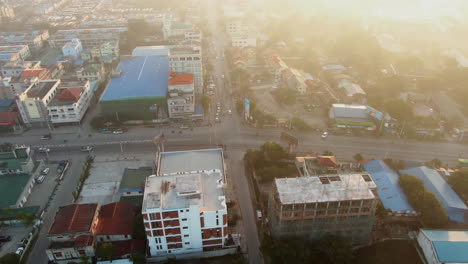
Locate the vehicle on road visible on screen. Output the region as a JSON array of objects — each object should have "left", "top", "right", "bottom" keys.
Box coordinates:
[
  {"left": 36, "top": 175, "right": 45, "bottom": 183},
  {"left": 15, "top": 247, "right": 24, "bottom": 255},
  {"left": 215, "top": 117, "right": 221, "bottom": 123},
  {"left": 321, "top": 131, "right": 329, "bottom": 139},
  {"left": 227, "top": 109, "right": 232, "bottom": 115},
  {"left": 41, "top": 167, "right": 50, "bottom": 175},
  {"left": 0, "top": 236, "right": 11, "bottom": 242},
  {"left": 179, "top": 125, "right": 189, "bottom": 129},
  {"left": 221, "top": 74, "right": 224, "bottom": 78},
  {"left": 256, "top": 210, "right": 263, "bottom": 221},
  {"left": 40, "top": 134, "right": 51, "bottom": 140},
  {"left": 113, "top": 129, "right": 124, "bottom": 135},
  {"left": 81, "top": 146, "right": 93, "bottom": 152},
  {"left": 38, "top": 147, "right": 50, "bottom": 153}
]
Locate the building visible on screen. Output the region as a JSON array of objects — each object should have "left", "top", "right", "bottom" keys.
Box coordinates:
[
  {"left": 400, "top": 166, "right": 468, "bottom": 223},
  {"left": 268, "top": 174, "right": 377, "bottom": 245},
  {"left": 3, "top": 68, "right": 50, "bottom": 98},
  {"left": 76, "top": 63, "right": 105, "bottom": 82},
  {"left": 49, "top": 28, "right": 126, "bottom": 49},
  {"left": 143, "top": 149, "right": 229, "bottom": 257},
  {"left": 168, "top": 73, "right": 195, "bottom": 119},
  {"left": 119, "top": 167, "right": 152, "bottom": 197},
  {"left": 61, "top": 39, "right": 83, "bottom": 60},
  {"left": 0, "top": 30, "right": 49, "bottom": 51},
  {"left": 0, "top": 146, "right": 39, "bottom": 208},
  {"left": 47, "top": 80, "right": 93, "bottom": 125},
  {"left": 417, "top": 229, "right": 468, "bottom": 264},
  {"left": 81, "top": 41, "right": 119, "bottom": 64},
  {"left": 0, "top": 5, "right": 14, "bottom": 18},
  {"left": 337, "top": 79, "right": 366, "bottom": 104},
  {"left": 329, "top": 104, "right": 376, "bottom": 130},
  {"left": 18, "top": 79, "right": 61, "bottom": 126},
  {"left": 95, "top": 202, "right": 136, "bottom": 243},
  {"left": 132, "top": 46, "right": 203, "bottom": 94},
  {"left": 47, "top": 203, "right": 99, "bottom": 263},
  {"left": 100, "top": 55, "right": 169, "bottom": 120},
  {"left": 0, "top": 45, "right": 31, "bottom": 63},
  {"left": 1, "top": 60, "right": 42, "bottom": 78},
  {"left": 363, "top": 160, "right": 416, "bottom": 216},
  {"left": 231, "top": 33, "right": 256, "bottom": 48}
]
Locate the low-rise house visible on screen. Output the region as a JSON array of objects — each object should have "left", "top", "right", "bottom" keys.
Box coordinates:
[
  {"left": 46, "top": 235, "right": 95, "bottom": 264},
  {"left": 47, "top": 80, "right": 93, "bottom": 125},
  {"left": 0, "top": 30, "right": 49, "bottom": 51},
  {"left": 329, "top": 104, "right": 376, "bottom": 130},
  {"left": 62, "top": 39, "right": 83, "bottom": 60},
  {"left": 167, "top": 73, "right": 195, "bottom": 119},
  {"left": 81, "top": 41, "right": 119, "bottom": 64},
  {"left": 337, "top": 79, "right": 366, "bottom": 104},
  {"left": 0, "top": 45, "right": 31, "bottom": 64},
  {"left": 95, "top": 202, "right": 136, "bottom": 242},
  {"left": 76, "top": 64, "right": 105, "bottom": 82}
]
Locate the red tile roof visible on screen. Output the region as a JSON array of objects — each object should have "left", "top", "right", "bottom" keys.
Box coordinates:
[
  {"left": 95, "top": 202, "right": 135, "bottom": 235},
  {"left": 57, "top": 88, "right": 82, "bottom": 101},
  {"left": 74, "top": 235, "right": 94, "bottom": 247},
  {"left": 49, "top": 204, "right": 98, "bottom": 235},
  {"left": 168, "top": 74, "right": 194, "bottom": 85},
  {"left": 97, "top": 240, "right": 145, "bottom": 258},
  {"left": 317, "top": 156, "right": 337, "bottom": 167},
  {"left": 0, "top": 112, "right": 18, "bottom": 124},
  {"left": 20, "top": 68, "right": 46, "bottom": 78}
]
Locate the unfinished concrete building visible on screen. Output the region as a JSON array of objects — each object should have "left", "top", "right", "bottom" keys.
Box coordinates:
[{"left": 268, "top": 174, "right": 377, "bottom": 245}]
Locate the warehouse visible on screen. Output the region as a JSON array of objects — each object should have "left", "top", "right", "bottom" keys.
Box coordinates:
[{"left": 100, "top": 55, "right": 169, "bottom": 120}]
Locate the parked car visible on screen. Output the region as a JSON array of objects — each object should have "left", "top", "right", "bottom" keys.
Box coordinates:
[
  {"left": 15, "top": 247, "right": 24, "bottom": 255},
  {"left": 36, "top": 175, "right": 45, "bottom": 184},
  {"left": 40, "top": 134, "right": 51, "bottom": 140},
  {"left": 215, "top": 117, "right": 221, "bottom": 123},
  {"left": 0, "top": 236, "right": 11, "bottom": 242},
  {"left": 113, "top": 129, "right": 124, "bottom": 135},
  {"left": 41, "top": 167, "right": 50, "bottom": 175},
  {"left": 81, "top": 146, "right": 93, "bottom": 152},
  {"left": 321, "top": 131, "right": 329, "bottom": 139},
  {"left": 227, "top": 110, "right": 232, "bottom": 115},
  {"left": 179, "top": 125, "right": 189, "bottom": 129},
  {"left": 38, "top": 147, "right": 50, "bottom": 153}
]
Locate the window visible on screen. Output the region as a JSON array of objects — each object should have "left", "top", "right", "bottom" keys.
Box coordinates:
[
  {"left": 78, "top": 250, "right": 85, "bottom": 255},
  {"left": 182, "top": 218, "right": 187, "bottom": 221},
  {"left": 184, "top": 234, "right": 189, "bottom": 237},
  {"left": 54, "top": 252, "right": 63, "bottom": 258},
  {"left": 185, "top": 242, "right": 190, "bottom": 245},
  {"left": 183, "top": 227, "right": 188, "bottom": 229}
]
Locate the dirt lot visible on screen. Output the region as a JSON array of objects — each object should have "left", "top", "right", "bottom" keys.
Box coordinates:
[{"left": 250, "top": 86, "right": 328, "bottom": 129}]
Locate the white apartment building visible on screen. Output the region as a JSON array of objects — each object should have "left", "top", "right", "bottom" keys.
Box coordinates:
[
  {"left": 62, "top": 38, "right": 83, "bottom": 60},
  {"left": 76, "top": 64, "right": 105, "bottom": 82},
  {"left": 143, "top": 149, "right": 229, "bottom": 257},
  {"left": 168, "top": 73, "right": 195, "bottom": 119},
  {"left": 0, "top": 45, "right": 31, "bottom": 63},
  {"left": 47, "top": 80, "right": 93, "bottom": 124},
  {"left": 231, "top": 34, "right": 257, "bottom": 48},
  {"left": 18, "top": 79, "right": 61, "bottom": 125}
]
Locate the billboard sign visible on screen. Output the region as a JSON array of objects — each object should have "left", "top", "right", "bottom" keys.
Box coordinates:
[{"left": 244, "top": 97, "right": 250, "bottom": 121}]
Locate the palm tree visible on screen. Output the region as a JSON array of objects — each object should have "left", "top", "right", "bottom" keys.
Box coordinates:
[{"left": 353, "top": 153, "right": 363, "bottom": 163}]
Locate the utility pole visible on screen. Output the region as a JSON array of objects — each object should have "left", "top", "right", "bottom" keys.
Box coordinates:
[
  {"left": 119, "top": 141, "right": 124, "bottom": 153},
  {"left": 399, "top": 120, "right": 406, "bottom": 139}
]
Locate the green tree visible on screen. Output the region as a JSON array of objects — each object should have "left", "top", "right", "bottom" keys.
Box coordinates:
[
  {"left": 426, "top": 158, "right": 442, "bottom": 169},
  {"left": 17, "top": 212, "right": 36, "bottom": 227},
  {"left": 79, "top": 255, "right": 90, "bottom": 264},
  {"left": 0, "top": 253, "right": 20, "bottom": 264},
  {"left": 383, "top": 99, "right": 413, "bottom": 122},
  {"left": 274, "top": 88, "right": 297, "bottom": 105},
  {"left": 322, "top": 150, "right": 334, "bottom": 156},
  {"left": 132, "top": 214, "right": 146, "bottom": 240},
  {"left": 260, "top": 142, "right": 289, "bottom": 162},
  {"left": 201, "top": 95, "right": 211, "bottom": 113},
  {"left": 244, "top": 150, "right": 266, "bottom": 170},
  {"left": 448, "top": 171, "right": 468, "bottom": 199},
  {"left": 130, "top": 252, "right": 146, "bottom": 264},
  {"left": 231, "top": 255, "right": 248, "bottom": 264},
  {"left": 317, "top": 235, "right": 353, "bottom": 264},
  {"left": 97, "top": 242, "right": 116, "bottom": 261},
  {"left": 0, "top": 143, "right": 13, "bottom": 152},
  {"left": 291, "top": 118, "right": 311, "bottom": 131},
  {"left": 353, "top": 153, "right": 363, "bottom": 163}
]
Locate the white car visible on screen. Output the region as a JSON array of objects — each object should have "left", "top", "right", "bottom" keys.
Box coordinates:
[
  {"left": 227, "top": 110, "right": 232, "bottom": 115},
  {"left": 36, "top": 175, "right": 45, "bottom": 183},
  {"left": 113, "top": 130, "right": 124, "bottom": 135},
  {"left": 179, "top": 125, "right": 189, "bottom": 129},
  {"left": 321, "top": 132, "right": 329, "bottom": 139},
  {"left": 41, "top": 167, "right": 50, "bottom": 175},
  {"left": 38, "top": 147, "right": 50, "bottom": 153},
  {"left": 215, "top": 117, "right": 221, "bottom": 123},
  {"left": 15, "top": 247, "right": 24, "bottom": 255},
  {"left": 81, "top": 146, "right": 93, "bottom": 152}
]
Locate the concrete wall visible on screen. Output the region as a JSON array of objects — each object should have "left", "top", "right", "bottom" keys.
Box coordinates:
[
  {"left": 148, "top": 247, "right": 237, "bottom": 262},
  {"left": 417, "top": 232, "right": 439, "bottom": 264}
]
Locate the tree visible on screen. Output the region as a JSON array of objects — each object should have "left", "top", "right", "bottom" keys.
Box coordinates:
[
  {"left": 132, "top": 214, "right": 146, "bottom": 240},
  {"left": 273, "top": 88, "right": 297, "bottom": 105},
  {"left": 353, "top": 153, "right": 363, "bottom": 163},
  {"left": 317, "top": 235, "right": 353, "bottom": 264},
  {"left": 17, "top": 212, "right": 36, "bottom": 227},
  {"left": 448, "top": 171, "right": 468, "bottom": 199},
  {"left": 244, "top": 150, "right": 266, "bottom": 170},
  {"left": 0, "top": 253, "right": 20, "bottom": 264},
  {"left": 260, "top": 142, "right": 289, "bottom": 162},
  {"left": 291, "top": 118, "right": 311, "bottom": 131},
  {"left": 130, "top": 252, "right": 145, "bottom": 264},
  {"left": 97, "top": 242, "right": 116, "bottom": 261},
  {"left": 0, "top": 143, "right": 13, "bottom": 152},
  {"left": 201, "top": 95, "right": 211, "bottom": 114},
  {"left": 426, "top": 158, "right": 442, "bottom": 169},
  {"left": 79, "top": 255, "right": 90, "bottom": 264},
  {"left": 383, "top": 99, "right": 413, "bottom": 122},
  {"left": 231, "top": 255, "right": 249, "bottom": 264},
  {"left": 322, "top": 150, "right": 334, "bottom": 156}
]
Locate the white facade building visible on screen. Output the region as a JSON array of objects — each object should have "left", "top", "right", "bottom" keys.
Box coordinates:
[
  {"left": 47, "top": 80, "right": 93, "bottom": 124},
  {"left": 18, "top": 79, "right": 61, "bottom": 125},
  {"left": 143, "top": 149, "right": 229, "bottom": 257},
  {"left": 231, "top": 35, "right": 257, "bottom": 48},
  {"left": 168, "top": 73, "right": 195, "bottom": 119},
  {"left": 62, "top": 39, "right": 83, "bottom": 60}
]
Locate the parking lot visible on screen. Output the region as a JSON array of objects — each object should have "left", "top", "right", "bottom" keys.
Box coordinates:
[
  {"left": 0, "top": 226, "right": 34, "bottom": 257},
  {"left": 24, "top": 163, "right": 61, "bottom": 210}
]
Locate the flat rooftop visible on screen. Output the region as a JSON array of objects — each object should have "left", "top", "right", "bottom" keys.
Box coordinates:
[
  {"left": 26, "top": 80, "right": 59, "bottom": 99},
  {"left": 274, "top": 174, "right": 376, "bottom": 205},
  {"left": 157, "top": 149, "right": 224, "bottom": 176},
  {"left": 421, "top": 229, "right": 468, "bottom": 263},
  {"left": 0, "top": 173, "right": 33, "bottom": 208},
  {"left": 119, "top": 167, "right": 152, "bottom": 191},
  {"left": 143, "top": 170, "right": 226, "bottom": 211},
  {"left": 100, "top": 55, "right": 169, "bottom": 101}
]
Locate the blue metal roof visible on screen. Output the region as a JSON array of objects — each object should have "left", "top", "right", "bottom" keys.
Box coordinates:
[
  {"left": 364, "top": 160, "right": 415, "bottom": 214},
  {"left": 421, "top": 229, "right": 468, "bottom": 263},
  {"left": 400, "top": 166, "right": 468, "bottom": 223},
  {"left": 101, "top": 56, "right": 169, "bottom": 101},
  {"left": 0, "top": 99, "right": 14, "bottom": 108}
]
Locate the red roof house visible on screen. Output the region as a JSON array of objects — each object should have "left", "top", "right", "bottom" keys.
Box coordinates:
[
  {"left": 317, "top": 156, "right": 337, "bottom": 167},
  {"left": 168, "top": 73, "right": 194, "bottom": 85},
  {"left": 56, "top": 88, "right": 83, "bottom": 101},
  {"left": 49, "top": 204, "right": 99, "bottom": 236},
  {"left": 95, "top": 202, "right": 135, "bottom": 238},
  {"left": 20, "top": 68, "right": 47, "bottom": 78}
]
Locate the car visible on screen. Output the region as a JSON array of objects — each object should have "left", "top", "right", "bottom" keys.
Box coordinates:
[
  {"left": 41, "top": 167, "right": 50, "bottom": 175},
  {"left": 40, "top": 134, "right": 51, "bottom": 140},
  {"left": 38, "top": 147, "right": 50, "bottom": 153},
  {"left": 227, "top": 110, "right": 232, "bottom": 115},
  {"left": 221, "top": 74, "right": 224, "bottom": 78},
  {"left": 15, "top": 247, "right": 24, "bottom": 255},
  {"left": 19, "top": 238, "right": 28, "bottom": 246},
  {"left": 36, "top": 175, "right": 45, "bottom": 184},
  {"left": 113, "top": 130, "right": 124, "bottom": 135},
  {"left": 321, "top": 132, "right": 329, "bottom": 139},
  {"left": 179, "top": 125, "right": 189, "bottom": 129},
  {"left": 81, "top": 146, "right": 93, "bottom": 152},
  {"left": 215, "top": 117, "right": 221, "bottom": 123},
  {"left": 0, "top": 236, "right": 11, "bottom": 242}
]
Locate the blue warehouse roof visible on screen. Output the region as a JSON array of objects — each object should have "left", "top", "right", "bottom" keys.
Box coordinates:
[
  {"left": 363, "top": 160, "right": 415, "bottom": 215},
  {"left": 400, "top": 166, "right": 468, "bottom": 223},
  {"left": 101, "top": 55, "right": 169, "bottom": 101},
  {"left": 420, "top": 229, "right": 468, "bottom": 263}
]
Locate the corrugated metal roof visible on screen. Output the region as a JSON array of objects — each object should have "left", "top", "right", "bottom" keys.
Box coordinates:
[
  {"left": 49, "top": 203, "right": 98, "bottom": 234},
  {"left": 421, "top": 229, "right": 468, "bottom": 263},
  {"left": 400, "top": 166, "right": 468, "bottom": 223},
  {"left": 95, "top": 202, "right": 135, "bottom": 235},
  {"left": 100, "top": 55, "right": 169, "bottom": 101},
  {"left": 331, "top": 104, "right": 368, "bottom": 119},
  {"left": 364, "top": 160, "right": 415, "bottom": 214}
]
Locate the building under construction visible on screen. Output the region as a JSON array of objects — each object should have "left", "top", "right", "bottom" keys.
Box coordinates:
[{"left": 268, "top": 174, "right": 377, "bottom": 245}]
